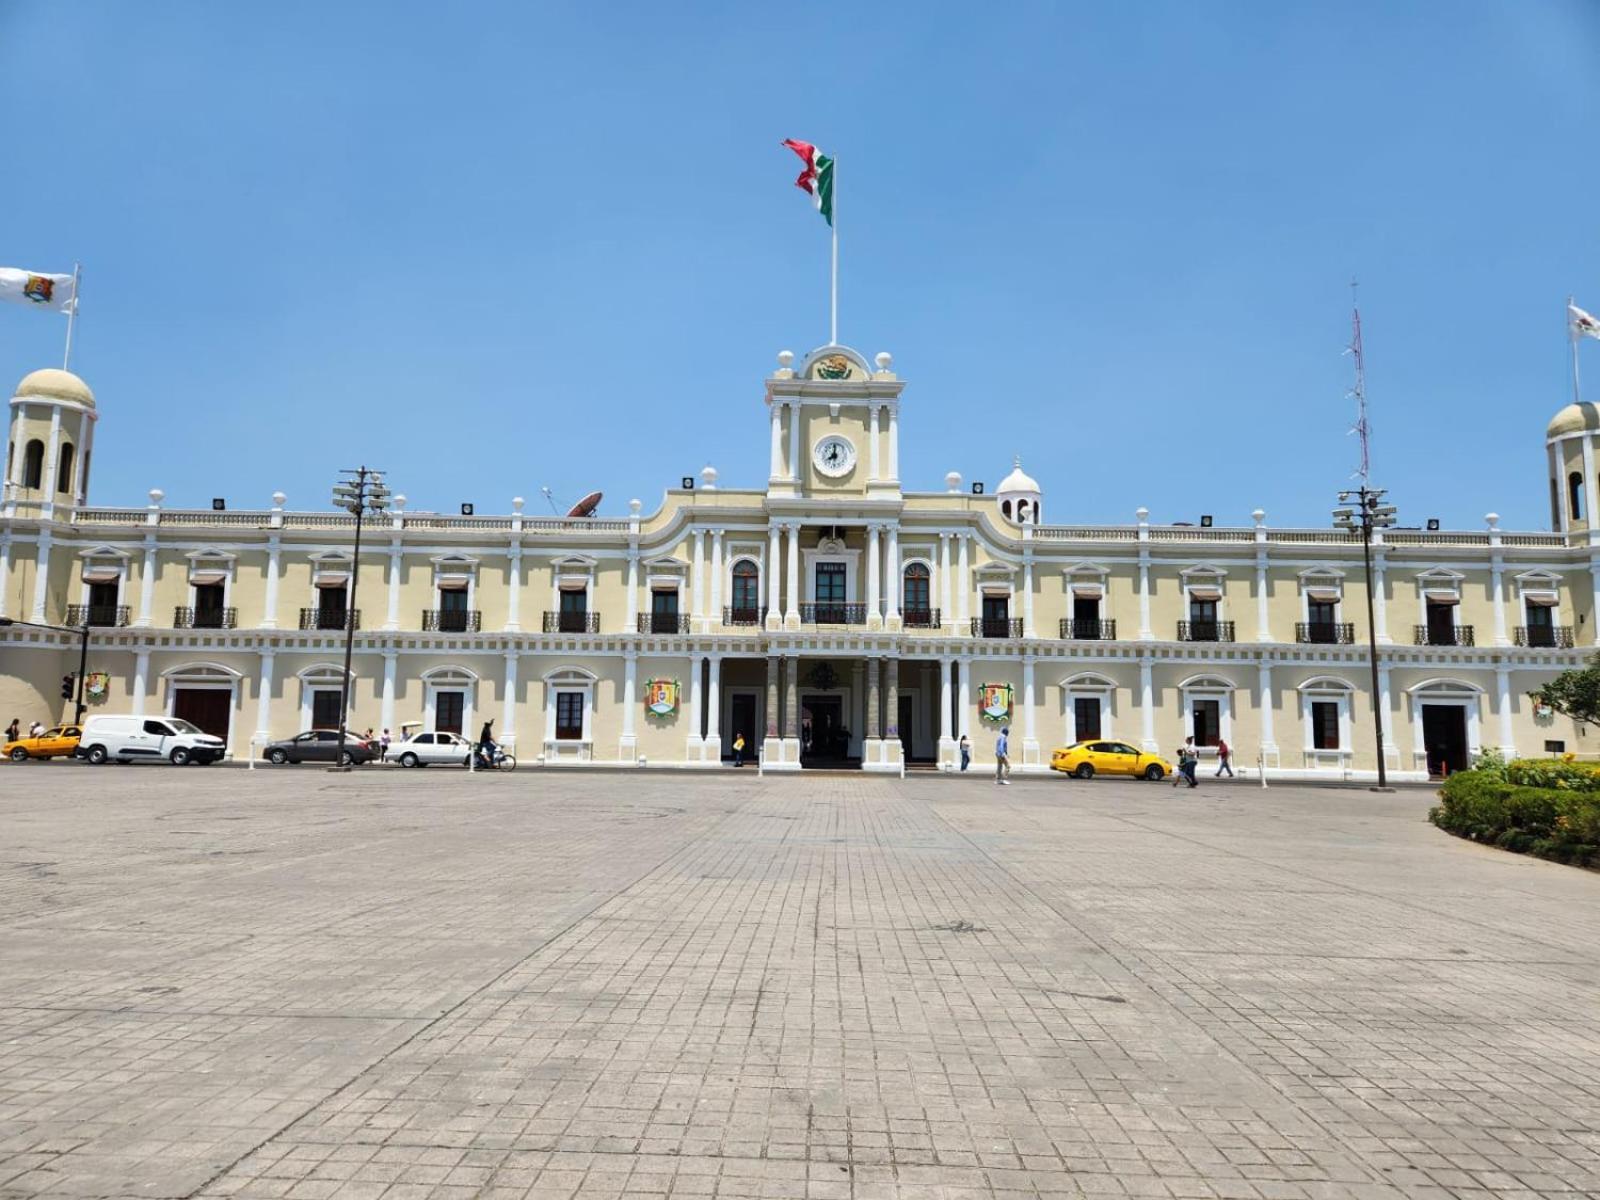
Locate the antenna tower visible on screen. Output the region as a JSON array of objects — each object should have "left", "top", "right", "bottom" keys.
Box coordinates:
[{"left": 1347, "top": 280, "right": 1371, "bottom": 486}]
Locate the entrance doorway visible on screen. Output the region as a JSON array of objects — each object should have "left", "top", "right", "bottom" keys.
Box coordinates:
[
  {"left": 1421, "top": 705, "right": 1469, "bottom": 777},
  {"left": 801, "top": 695, "right": 849, "bottom": 765},
  {"left": 172, "top": 688, "right": 232, "bottom": 741},
  {"left": 898, "top": 693, "right": 915, "bottom": 761},
  {"left": 730, "top": 693, "right": 759, "bottom": 758},
  {"left": 434, "top": 691, "right": 465, "bottom": 735}
]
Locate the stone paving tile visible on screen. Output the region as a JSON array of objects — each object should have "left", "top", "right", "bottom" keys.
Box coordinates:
[{"left": 1, "top": 769, "right": 1598, "bottom": 1199}]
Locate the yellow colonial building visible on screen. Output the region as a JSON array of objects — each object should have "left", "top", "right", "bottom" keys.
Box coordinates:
[{"left": 3, "top": 346, "right": 1596, "bottom": 778}]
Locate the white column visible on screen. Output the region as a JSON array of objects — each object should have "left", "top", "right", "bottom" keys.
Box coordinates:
[
  {"left": 769, "top": 404, "right": 784, "bottom": 479},
  {"left": 1490, "top": 553, "right": 1508, "bottom": 647},
  {"left": 625, "top": 546, "right": 640, "bottom": 630},
  {"left": 685, "top": 653, "right": 703, "bottom": 757},
  {"left": 501, "top": 650, "right": 519, "bottom": 746},
  {"left": 850, "top": 661, "right": 865, "bottom": 757},
  {"left": 1257, "top": 660, "right": 1277, "bottom": 760},
  {"left": 1255, "top": 550, "right": 1272, "bottom": 642},
  {"left": 136, "top": 536, "right": 157, "bottom": 627},
  {"left": 1378, "top": 663, "right": 1396, "bottom": 763},
  {"left": 706, "top": 654, "right": 722, "bottom": 757},
  {"left": 1137, "top": 551, "right": 1153, "bottom": 641},
  {"left": 710, "top": 530, "right": 724, "bottom": 625},
  {"left": 505, "top": 544, "right": 522, "bottom": 632},
  {"left": 1021, "top": 655, "right": 1038, "bottom": 765},
  {"left": 262, "top": 537, "right": 281, "bottom": 629},
  {"left": 785, "top": 522, "right": 800, "bottom": 627},
  {"left": 131, "top": 649, "right": 151, "bottom": 717},
  {"left": 766, "top": 524, "right": 782, "bottom": 628},
  {"left": 41, "top": 407, "right": 61, "bottom": 516},
  {"left": 788, "top": 401, "right": 801, "bottom": 480},
  {"left": 1372, "top": 545, "right": 1391, "bottom": 644},
  {"left": 868, "top": 404, "right": 881, "bottom": 482},
  {"left": 256, "top": 649, "right": 275, "bottom": 742},
  {"left": 381, "top": 650, "right": 397, "bottom": 737},
  {"left": 0, "top": 535, "right": 10, "bottom": 619},
  {"left": 957, "top": 657, "right": 972, "bottom": 739},
  {"left": 938, "top": 657, "right": 954, "bottom": 763},
  {"left": 72, "top": 410, "right": 89, "bottom": 503},
  {"left": 385, "top": 542, "right": 402, "bottom": 630},
  {"left": 691, "top": 527, "right": 705, "bottom": 627},
  {"left": 30, "top": 531, "right": 50, "bottom": 622},
  {"left": 884, "top": 525, "right": 900, "bottom": 626},
  {"left": 620, "top": 649, "right": 637, "bottom": 760},
  {"left": 1138, "top": 656, "right": 1157, "bottom": 752},
  {"left": 1021, "top": 555, "right": 1035, "bottom": 638},
  {"left": 957, "top": 532, "right": 971, "bottom": 627},
  {"left": 887, "top": 407, "right": 900, "bottom": 480},
  {"left": 1495, "top": 665, "right": 1516, "bottom": 757},
  {"left": 866, "top": 524, "right": 882, "bottom": 627},
  {"left": 939, "top": 533, "right": 953, "bottom": 630}
]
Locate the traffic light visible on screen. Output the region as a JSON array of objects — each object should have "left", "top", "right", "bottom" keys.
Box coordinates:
[{"left": 61, "top": 674, "right": 75, "bottom": 700}]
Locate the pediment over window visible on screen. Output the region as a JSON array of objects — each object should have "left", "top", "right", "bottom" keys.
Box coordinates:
[{"left": 76, "top": 544, "right": 131, "bottom": 561}]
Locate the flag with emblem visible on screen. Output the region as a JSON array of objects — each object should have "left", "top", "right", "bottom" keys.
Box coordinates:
[
  {"left": 0, "top": 267, "right": 76, "bottom": 314},
  {"left": 1571, "top": 303, "right": 1600, "bottom": 341}
]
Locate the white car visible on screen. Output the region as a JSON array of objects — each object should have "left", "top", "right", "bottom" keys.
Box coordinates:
[
  {"left": 391, "top": 731, "right": 473, "bottom": 767},
  {"left": 76, "top": 714, "right": 227, "bottom": 765}
]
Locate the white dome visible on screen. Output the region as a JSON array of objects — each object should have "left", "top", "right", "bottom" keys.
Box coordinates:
[
  {"left": 996, "top": 456, "right": 1040, "bottom": 495},
  {"left": 14, "top": 367, "right": 94, "bottom": 409}
]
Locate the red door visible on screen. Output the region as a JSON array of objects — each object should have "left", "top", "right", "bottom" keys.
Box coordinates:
[{"left": 172, "top": 688, "right": 231, "bottom": 741}]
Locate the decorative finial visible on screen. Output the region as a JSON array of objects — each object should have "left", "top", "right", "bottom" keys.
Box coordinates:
[
  {"left": 271, "top": 490, "right": 286, "bottom": 508},
  {"left": 945, "top": 470, "right": 962, "bottom": 493},
  {"left": 700, "top": 464, "right": 718, "bottom": 490},
  {"left": 1485, "top": 512, "right": 1500, "bottom": 530},
  {"left": 629, "top": 498, "right": 642, "bottom": 514},
  {"left": 874, "top": 351, "right": 892, "bottom": 370},
  {"left": 777, "top": 350, "right": 794, "bottom": 367},
  {"left": 393, "top": 494, "right": 407, "bottom": 511},
  {"left": 1014, "top": 455, "right": 1021, "bottom": 469},
  {"left": 148, "top": 488, "right": 164, "bottom": 506},
  {"left": 1252, "top": 508, "right": 1266, "bottom": 525},
  {"left": 511, "top": 496, "right": 524, "bottom": 513}
]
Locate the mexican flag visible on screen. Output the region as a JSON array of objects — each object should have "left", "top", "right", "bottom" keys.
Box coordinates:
[{"left": 782, "top": 139, "right": 834, "bottom": 228}]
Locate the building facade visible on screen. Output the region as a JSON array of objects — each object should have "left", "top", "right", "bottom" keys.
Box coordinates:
[{"left": 3, "top": 347, "right": 1596, "bottom": 778}]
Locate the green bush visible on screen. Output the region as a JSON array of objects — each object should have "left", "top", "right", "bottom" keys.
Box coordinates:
[
  {"left": 1504, "top": 758, "right": 1600, "bottom": 791},
  {"left": 1431, "top": 768, "right": 1600, "bottom": 869}
]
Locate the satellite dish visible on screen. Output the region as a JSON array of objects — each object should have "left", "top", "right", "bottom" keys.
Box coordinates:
[{"left": 566, "top": 490, "right": 602, "bottom": 518}]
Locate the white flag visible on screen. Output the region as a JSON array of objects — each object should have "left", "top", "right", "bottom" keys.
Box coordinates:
[
  {"left": 0, "top": 267, "right": 74, "bottom": 314},
  {"left": 1570, "top": 303, "right": 1600, "bottom": 341}
]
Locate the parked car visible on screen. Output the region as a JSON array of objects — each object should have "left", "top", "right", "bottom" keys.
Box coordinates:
[
  {"left": 262, "top": 730, "right": 378, "bottom": 766},
  {"left": 75, "top": 715, "right": 227, "bottom": 765},
  {"left": 1050, "top": 740, "right": 1174, "bottom": 781},
  {"left": 392, "top": 731, "right": 474, "bottom": 767},
  {"left": 4, "top": 724, "right": 82, "bottom": 761}
]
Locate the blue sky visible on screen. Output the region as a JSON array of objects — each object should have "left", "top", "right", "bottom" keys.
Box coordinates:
[{"left": 6, "top": 2, "right": 1599, "bottom": 529}]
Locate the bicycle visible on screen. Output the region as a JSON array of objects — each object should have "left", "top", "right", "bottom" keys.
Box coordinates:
[{"left": 472, "top": 744, "right": 518, "bottom": 772}]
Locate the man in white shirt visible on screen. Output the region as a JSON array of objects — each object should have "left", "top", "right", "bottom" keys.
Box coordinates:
[{"left": 995, "top": 726, "right": 1011, "bottom": 785}]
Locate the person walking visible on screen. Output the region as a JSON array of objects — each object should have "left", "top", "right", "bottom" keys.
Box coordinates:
[
  {"left": 732, "top": 732, "right": 746, "bottom": 767},
  {"left": 379, "top": 728, "right": 392, "bottom": 762},
  {"left": 1176, "top": 736, "right": 1199, "bottom": 789},
  {"left": 959, "top": 734, "right": 971, "bottom": 771},
  {"left": 5, "top": 718, "right": 18, "bottom": 743},
  {"left": 28, "top": 720, "right": 43, "bottom": 739},
  {"left": 995, "top": 726, "right": 1011, "bottom": 785},
  {"left": 1215, "top": 737, "right": 1234, "bottom": 777}
]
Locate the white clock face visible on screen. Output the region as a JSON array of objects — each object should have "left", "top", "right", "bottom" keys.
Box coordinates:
[{"left": 813, "top": 435, "right": 857, "bottom": 478}]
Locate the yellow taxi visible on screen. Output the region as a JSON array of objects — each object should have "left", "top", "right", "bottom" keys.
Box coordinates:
[
  {"left": 1050, "top": 739, "right": 1174, "bottom": 781},
  {"left": 4, "top": 725, "right": 83, "bottom": 762}
]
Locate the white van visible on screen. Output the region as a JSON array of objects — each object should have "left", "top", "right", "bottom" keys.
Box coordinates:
[{"left": 75, "top": 715, "right": 227, "bottom": 765}]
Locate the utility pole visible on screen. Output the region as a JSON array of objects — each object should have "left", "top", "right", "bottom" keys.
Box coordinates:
[{"left": 330, "top": 467, "right": 390, "bottom": 770}]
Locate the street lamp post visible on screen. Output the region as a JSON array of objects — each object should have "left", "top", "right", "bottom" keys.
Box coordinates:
[
  {"left": 0, "top": 617, "right": 91, "bottom": 725},
  {"left": 330, "top": 467, "right": 390, "bottom": 769},
  {"left": 1334, "top": 487, "right": 1397, "bottom": 792}
]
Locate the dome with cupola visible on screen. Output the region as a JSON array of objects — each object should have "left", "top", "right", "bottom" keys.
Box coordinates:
[
  {"left": 996, "top": 456, "right": 1042, "bottom": 524},
  {"left": 14, "top": 368, "right": 95, "bottom": 409}
]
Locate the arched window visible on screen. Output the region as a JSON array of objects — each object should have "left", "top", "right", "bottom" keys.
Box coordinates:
[
  {"left": 730, "top": 559, "right": 760, "bottom": 621},
  {"left": 22, "top": 439, "right": 43, "bottom": 489},
  {"left": 1017, "top": 500, "right": 1030, "bottom": 523},
  {"left": 1570, "top": 471, "right": 1586, "bottom": 521},
  {"left": 1001, "top": 499, "right": 1012, "bottom": 519},
  {"left": 903, "top": 562, "right": 931, "bottom": 619},
  {"left": 56, "top": 442, "right": 74, "bottom": 494}
]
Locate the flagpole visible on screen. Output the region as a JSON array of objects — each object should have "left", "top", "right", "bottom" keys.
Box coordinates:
[
  {"left": 62, "top": 263, "right": 81, "bottom": 371},
  {"left": 830, "top": 160, "right": 838, "bottom": 346},
  {"left": 1570, "top": 294, "right": 1582, "bottom": 406}
]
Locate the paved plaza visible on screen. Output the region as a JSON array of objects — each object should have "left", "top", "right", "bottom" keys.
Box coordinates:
[{"left": 1, "top": 767, "right": 1598, "bottom": 1200}]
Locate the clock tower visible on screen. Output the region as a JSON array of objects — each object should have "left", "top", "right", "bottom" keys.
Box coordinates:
[{"left": 764, "top": 344, "right": 903, "bottom": 500}]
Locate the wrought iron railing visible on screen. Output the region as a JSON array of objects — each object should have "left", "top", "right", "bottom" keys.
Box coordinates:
[
  {"left": 902, "top": 608, "right": 940, "bottom": 629},
  {"left": 801, "top": 602, "right": 866, "bottom": 625},
  {"left": 1178, "top": 620, "right": 1234, "bottom": 642},
  {"left": 174, "top": 606, "right": 237, "bottom": 629},
  {"left": 65, "top": 604, "right": 130, "bottom": 628},
  {"left": 1514, "top": 625, "right": 1572, "bottom": 648},
  {"left": 1060, "top": 618, "right": 1116, "bottom": 640},
  {"left": 300, "top": 607, "right": 359, "bottom": 631},
  {"left": 544, "top": 610, "right": 600, "bottom": 633},
  {"left": 722, "top": 605, "right": 768, "bottom": 627},
  {"left": 637, "top": 612, "right": 690, "bottom": 634},
  {"left": 1415, "top": 624, "right": 1475, "bottom": 647},
  {"left": 1295, "top": 621, "right": 1354, "bottom": 644},
  {"left": 972, "top": 617, "right": 1023, "bottom": 639},
  {"left": 423, "top": 609, "right": 481, "bottom": 632}
]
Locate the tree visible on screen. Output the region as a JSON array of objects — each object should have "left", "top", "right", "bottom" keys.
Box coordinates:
[{"left": 1528, "top": 653, "right": 1600, "bottom": 727}]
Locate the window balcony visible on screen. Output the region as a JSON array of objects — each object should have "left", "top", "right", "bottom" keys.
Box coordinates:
[
  {"left": 972, "top": 617, "right": 1023, "bottom": 639},
  {"left": 174, "top": 606, "right": 237, "bottom": 630},
  {"left": 638, "top": 612, "right": 691, "bottom": 634},
  {"left": 1295, "top": 621, "right": 1354, "bottom": 644},
  {"left": 1178, "top": 620, "right": 1234, "bottom": 642},
  {"left": 1415, "top": 624, "right": 1475, "bottom": 647},
  {"left": 66, "top": 604, "right": 130, "bottom": 628},
  {"left": 300, "top": 608, "right": 359, "bottom": 631},
  {"left": 1514, "top": 625, "right": 1573, "bottom": 648},
  {"left": 423, "top": 609, "right": 481, "bottom": 633},
  {"left": 722, "top": 605, "right": 768, "bottom": 627},
  {"left": 544, "top": 611, "right": 600, "bottom": 634},
  {"left": 902, "top": 607, "right": 941, "bottom": 629},
  {"left": 801, "top": 602, "right": 866, "bottom": 625},
  {"left": 1060, "top": 618, "right": 1116, "bottom": 640}
]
